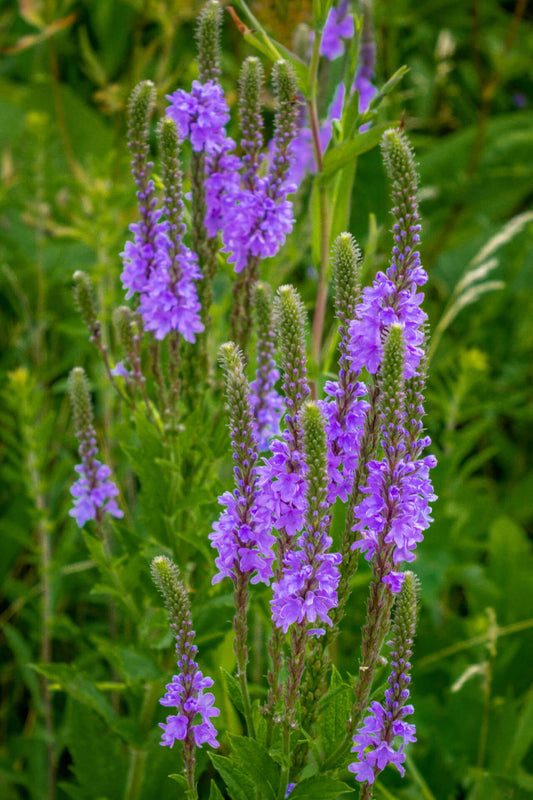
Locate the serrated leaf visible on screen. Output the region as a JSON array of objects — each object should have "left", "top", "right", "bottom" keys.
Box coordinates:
[
  {"left": 220, "top": 667, "right": 244, "bottom": 714},
  {"left": 208, "top": 753, "right": 256, "bottom": 800},
  {"left": 31, "top": 663, "right": 118, "bottom": 730},
  {"left": 317, "top": 666, "right": 353, "bottom": 758},
  {"left": 168, "top": 773, "right": 189, "bottom": 788},
  {"left": 228, "top": 734, "right": 280, "bottom": 799},
  {"left": 289, "top": 776, "right": 354, "bottom": 798}
]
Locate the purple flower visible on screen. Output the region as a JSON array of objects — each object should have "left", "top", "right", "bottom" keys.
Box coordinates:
[
  {"left": 68, "top": 368, "right": 123, "bottom": 529},
  {"left": 271, "top": 533, "right": 341, "bottom": 633},
  {"left": 258, "top": 438, "right": 307, "bottom": 538},
  {"left": 138, "top": 243, "right": 204, "bottom": 342},
  {"left": 205, "top": 139, "right": 242, "bottom": 237},
  {"left": 222, "top": 180, "right": 295, "bottom": 273},
  {"left": 70, "top": 460, "right": 123, "bottom": 528},
  {"left": 120, "top": 193, "right": 169, "bottom": 299},
  {"left": 166, "top": 80, "right": 230, "bottom": 154},
  {"left": 210, "top": 344, "right": 276, "bottom": 586},
  {"left": 320, "top": 1, "right": 354, "bottom": 60},
  {"left": 159, "top": 642, "right": 220, "bottom": 750},
  {"left": 349, "top": 573, "right": 418, "bottom": 785}
]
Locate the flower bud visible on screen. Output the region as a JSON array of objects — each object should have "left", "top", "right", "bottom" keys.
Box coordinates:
[
  {"left": 68, "top": 367, "right": 93, "bottom": 436},
  {"left": 73, "top": 270, "right": 99, "bottom": 339},
  {"left": 196, "top": 0, "right": 222, "bottom": 82},
  {"left": 333, "top": 232, "right": 361, "bottom": 330},
  {"left": 113, "top": 306, "right": 134, "bottom": 357},
  {"left": 275, "top": 285, "right": 310, "bottom": 418}
]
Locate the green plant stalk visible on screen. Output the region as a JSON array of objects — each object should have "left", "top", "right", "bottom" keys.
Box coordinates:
[
  {"left": 123, "top": 679, "right": 162, "bottom": 800},
  {"left": 234, "top": 572, "right": 256, "bottom": 739},
  {"left": 306, "top": 27, "right": 331, "bottom": 367}
]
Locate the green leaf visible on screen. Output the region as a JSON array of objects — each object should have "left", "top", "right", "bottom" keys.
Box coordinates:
[
  {"left": 228, "top": 734, "right": 280, "bottom": 799},
  {"left": 208, "top": 753, "right": 256, "bottom": 800},
  {"left": 318, "top": 123, "right": 392, "bottom": 184},
  {"left": 220, "top": 667, "right": 244, "bottom": 714},
  {"left": 31, "top": 663, "right": 119, "bottom": 731},
  {"left": 168, "top": 773, "right": 189, "bottom": 788},
  {"left": 317, "top": 666, "right": 353, "bottom": 758},
  {"left": 209, "top": 781, "right": 226, "bottom": 800},
  {"left": 289, "top": 776, "right": 354, "bottom": 799},
  {"left": 64, "top": 699, "right": 127, "bottom": 800}
]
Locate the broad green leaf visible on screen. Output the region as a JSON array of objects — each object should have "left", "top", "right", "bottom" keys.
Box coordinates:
[
  {"left": 289, "top": 776, "right": 354, "bottom": 798},
  {"left": 317, "top": 665, "right": 353, "bottom": 757},
  {"left": 31, "top": 663, "right": 119, "bottom": 730},
  {"left": 220, "top": 667, "right": 244, "bottom": 714},
  {"left": 64, "top": 699, "right": 127, "bottom": 800},
  {"left": 209, "top": 753, "right": 256, "bottom": 800},
  {"left": 228, "top": 734, "right": 280, "bottom": 799}
]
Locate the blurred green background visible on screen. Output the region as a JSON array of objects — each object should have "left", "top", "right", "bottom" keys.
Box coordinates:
[{"left": 1, "top": 1, "right": 533, "bottom": 799}]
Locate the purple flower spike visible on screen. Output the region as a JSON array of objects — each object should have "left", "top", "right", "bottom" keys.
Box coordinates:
[
  {"left": 350, "top": 573, "right": 419, "bottom": 786},
  {"left": 249, "top": 283, "right": 283, "bottom": 450},
  {"left": 68, "top": 368, "right": 123, "bottom": 528},
  {"left": 209, "top": 344, "right": 275, "bottom": 586},
  {"left": 152, "top": 556, "right": 220, "bottom": 756},
  {"left": 271, "top": 403, "right": 340, "bottom": 635}
]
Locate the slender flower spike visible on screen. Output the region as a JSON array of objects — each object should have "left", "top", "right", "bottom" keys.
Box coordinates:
[
  {"left": 239, "top": 56, "right": 265, "bottom": 190},
  {"left": 348, "top": 129, "right": 427, "bottom": 380},
  {"left": 349, "top": 572, "right": 419, "bottom": 785},
  {"left": 271, "top": 402, "right": 341, "bottom": 634},
  {"left": 121, "top": 81, "right": 169, "bottom": 299},
  {"left": 222, "top": 61, "right": 298, "bottom": 273},
  {"left": 209, "top": 343, "right": 275, "bottom": 585},
  {"left": 152, "top": 556, "right": 219, "bottom": 793},
  {"left": 196, "top": 0, "right": 222, "bottom": 83},
  {"left": 249, "top": 283, "right": 283, "bottom": 450},
  {"left": 68, "top": 368, "right": 123, "bottom": 528},
  {"left": 139, "top": 118, "right": 204, "bottom": 343},
  {"left": 257, "top": 286, "right": 310, "bottom": 541},
  {"left": 73, "top": 270, "right": 99, "bottom": 342},
  {"left": 352, "top": 324, "right": 435, "bottom": 591},
  {"left": 322, "top": 234, "right": 368, "bottom": 503}
]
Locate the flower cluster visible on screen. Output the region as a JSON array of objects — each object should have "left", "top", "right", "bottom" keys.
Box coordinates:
[
  {"left": 271, "top": 403, "right": 341, "bottom": 635},
  {"left": 152, "top": 556, "right": 220, "bottom": 751},
  {"left": 159, "top": 656, "right": 220, "bottom": 749},
  {"left": 68, "top": 368, "right": 123, "bottom": 528},
  {"left": 348, "top": 130, "right": 427, "bottom": 379},
  {"left": 121, "top": 84, "right": 204, "bottom": 343},
  {"left": 166, "top": 79, "right": 230, "bottom": 154},
  {"left": 349, "top": 573, "right": 418, "bottom": 784},
  {"left": 320, "top": 0, "right": 354, "bottom": 61},
  {"left": 249, "top": 283, "right": 283, "bottom": 450},
  {"left": 209, "top": 344, "right": 276, "bottom": 585},
  {"left": 222, "top": 60, "right": 298, "bottom": 273}
]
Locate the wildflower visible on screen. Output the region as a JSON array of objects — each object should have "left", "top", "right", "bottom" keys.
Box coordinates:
[
  {"left": 152, "top": 556, "right": 220, "bottom": 754},
  {"left": 68, "top": 368, "right": 123, "bottom": 528},
  {"left": 350, "top": 573, "right": 418, "bottom": 784}
]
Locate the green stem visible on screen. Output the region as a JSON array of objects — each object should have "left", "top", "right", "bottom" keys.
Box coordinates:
[
  {"left": 123, "top": 680, "right": 162, "bottom": 800},
  {"left": 307, "top": 28, "right": 331, "bottom": 368},
  {"left": 234, "top": 572, "right": 256, "bottom": 738}
]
